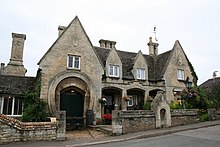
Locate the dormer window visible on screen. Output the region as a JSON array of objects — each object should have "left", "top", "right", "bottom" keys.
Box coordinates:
[
  {"left": 109, "top": 65, "right": 119, "bottom": 77},
  {"left": 137, "top": 68, "right": 145, "bottom": 80},
  {"left": 67, "top": 55, "right": 80, "bottom": 69}
]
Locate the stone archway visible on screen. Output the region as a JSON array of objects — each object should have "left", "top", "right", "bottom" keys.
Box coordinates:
[
  {"left": 55, "top": 77, "right": 90, "bottom": 117},
  {"left": 47, "top": 71, "right": 96, "bottom": 116}
]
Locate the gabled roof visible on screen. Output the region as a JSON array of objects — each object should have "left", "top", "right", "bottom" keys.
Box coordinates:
[
  {"left": 94, "top": 46, "right": 172, "bottom": 81},
  {"left": 0, "top": 75, "right": 35, "bottom": 96},
  {"left": 200, "top": 77, "right": 220, "bottom": 89},
  {"left": 154, "top": 50, "right": 172, "bottom": 80},
  {"left": 38, "top": 16, "right": 104, "bottom": 69}
]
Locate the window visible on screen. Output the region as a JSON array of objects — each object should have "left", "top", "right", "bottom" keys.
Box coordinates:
[
  {"left": 67, "top": 55, "right": 80, "bottom": 69},
  {"left": 177, "top": 69, "right": 184, "bottom": 80},
  {"left": 1, "top": 97, "right": 23, "bottom": 116},
  {"left": 109, "top": 65, "right": 119, "bottom": 77},
  {"left": 137, "top": 68, "right": 145, "bottom": 80},
  {"left": 128, "top": 95, "right": 138, "bottom": 106}
]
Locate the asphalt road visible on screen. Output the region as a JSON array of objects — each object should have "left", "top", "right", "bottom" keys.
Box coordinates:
[{"left": 93, "top": 125, "right": 220, "bottom": 147}]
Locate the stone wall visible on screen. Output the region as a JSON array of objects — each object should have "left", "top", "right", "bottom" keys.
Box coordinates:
[
  {"left": 112, "top": 109, "right": 200, "bottom": 134},
  {"left": 0, "top": 114, "right": 57, "bottom": 144},
  {"left": 207, "top": 109, "right": 220, "bottom": 121},
  {"left": 120, "top": 110, "right": 156, "bottom": 134},
  {"left": 171, "top": 109, "right": 199, "bottom": 126}
]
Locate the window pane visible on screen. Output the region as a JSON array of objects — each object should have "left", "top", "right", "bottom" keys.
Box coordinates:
[
  {"left": 74, "top": 57, "right": 80, "bottom": 68},
  {"left": 3, "top": 97, "right": 13, "bottom": 115},
  {"left": 68, "top": 56, "right": 73, "bottom": 67},
  {"left": 14, "top": 98, "right": 22, "bottom": 115},
  {"left": 137, "top": 69, "right": 145, "bottom": 79},
  {"left": 109, "top": 66, "right": 113, "bottom": 75},
  {"left": 177, "top": 69, "right": 184, "bottom": 80},
  {"left": 128, "top": 99, "right": 133, "bottom": 106},
  {"left": 137, "top": 69, "right": 140, "bottom": 79},
  {"left": 114, "top": 66, "right": 118, "bottom": 76}
]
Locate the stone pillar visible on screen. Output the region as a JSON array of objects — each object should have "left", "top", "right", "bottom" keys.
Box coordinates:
[
  {"left": 144, "top": 90, "right": 149, "bottom": 103},
  {"left": 56, "top": 111, "right": 66, "bottom": 141},
  {"left": 112, "top": 110, "right": 122, "bottom": 135},
  {"left": 151, "top": 91, "right": 171, "bottom": 128},
  {"left": 122, "top": 90, "right": 127, "bottom": 111}
]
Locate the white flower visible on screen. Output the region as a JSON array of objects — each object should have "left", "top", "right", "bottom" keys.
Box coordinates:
[{"left": 102, "top": 98, "right": 106, "bottom": 102}]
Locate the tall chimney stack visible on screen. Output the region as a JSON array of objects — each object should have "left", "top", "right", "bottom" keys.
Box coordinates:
[
  {"left": 147, "top": 37, "right": 159, "bottom": 56},
  {"left": 8, "top": 33, "right": 26, "bottom": 65},
  {"left": 2, "top": 33, "right": 27, "bottom": 76}
]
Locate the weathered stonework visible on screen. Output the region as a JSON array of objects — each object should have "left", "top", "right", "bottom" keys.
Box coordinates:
[
  {"left": 171, "top": 109, "right": 199, "bottom": 126},
  {"left": 1, "top": 33, "right": 27, "bottom": 76},
  {"left": 0, "top": 114, "right": 58, "bottom": 144},
  {"left": 112, "top": 109, "right": 200, "bottom": 134}
]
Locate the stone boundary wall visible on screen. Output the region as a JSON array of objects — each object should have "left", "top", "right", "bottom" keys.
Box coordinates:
[
  {"left": 208, "top": 109, "right": 220, "bottom": 121},
  {"left": 120, "top": 110, "right": 156, "bottom": 134},
  {"left": 0, "top": 114, "right": 57, "bottom": 144},
  {"left": 171, "top": 109, "right": 199, "bottom": 126},
  {"left": 112, "top": 109, "right": 200, "bottom": 134}
]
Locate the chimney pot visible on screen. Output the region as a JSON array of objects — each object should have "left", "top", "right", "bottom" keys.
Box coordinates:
[
  {"left": 58, "top": 26, "right": 66, "bottom": 36},
  {"left": 99, "top": 39, "right": 116, "bottom": 49}
]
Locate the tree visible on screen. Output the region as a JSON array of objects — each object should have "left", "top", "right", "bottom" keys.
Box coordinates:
[
  {"left": 181, "top": 86, "right": 209, "bottom": 110},
  {"left": 207, "top": 82, "right": 220, "bottom": 109}
]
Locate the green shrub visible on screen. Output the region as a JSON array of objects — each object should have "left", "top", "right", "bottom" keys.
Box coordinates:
[
  {"left": 22, "top": 69, "right": 49, "bottom": 122},
  {"left": 169, "top": 101, "right": 182, "bottom": 109},
  {"left": 199, "top": 113, "right": 209, "bottom": 122},
  {"left": 143, "top": 101, "right": 152, "bottom": 110}
]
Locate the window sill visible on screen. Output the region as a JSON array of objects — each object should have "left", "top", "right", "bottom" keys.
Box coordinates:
[
  {"left": 67, "top": 67, "right": 81, "bottom": 70},
  {"left": 177, "top": 79, "right": 185, "bottom": 82},
  {"left": 109, "top": 76, "right": 120, "bottom": 79}
]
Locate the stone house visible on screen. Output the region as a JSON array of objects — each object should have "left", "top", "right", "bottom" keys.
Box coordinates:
[{"left": 0, "top": 16, "right": 196, "bottom": 123}]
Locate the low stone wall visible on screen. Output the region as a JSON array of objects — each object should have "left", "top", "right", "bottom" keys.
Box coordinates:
[
  {"left": 171, "top": 109, "right": 199, "bottom": 126},
  {"left": 112, "top": 109, "right": 200, "bottom": 135},
  {"left": 0, "top": 114, "right": 57, "bottom": 144},
  {"left": 208, "top": 109, "right": 220, "bottom": 121},
  {"left": 120, "top": 110, "right": 156, "bottom": 134}
]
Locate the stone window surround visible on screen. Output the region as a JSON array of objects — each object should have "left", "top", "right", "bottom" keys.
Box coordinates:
[
  {"left": 127, "top": 95, "right": 138, "bottom": 106},
  {"left": 67, "top": 54, "right": 81, "bottom": 69},
  {"left": 177, "top": 69, "right": 185, "bottom": 80},
  {"left": 109, "top": 64, "right": 119, "bottom": 77}
]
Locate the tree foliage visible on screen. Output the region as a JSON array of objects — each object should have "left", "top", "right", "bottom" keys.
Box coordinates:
[
  {"left": 22, "top": 69, "right": 49, "bottom": 122},
  {"left": 181, "top": 86, "right": 209, "bottom": 110},
  {"left": 206, "top": 82, "right": 220, "bottom": 109}
]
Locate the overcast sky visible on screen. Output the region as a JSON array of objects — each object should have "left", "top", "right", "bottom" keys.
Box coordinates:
[{"left": 0, "top": 0, "right": 219, "bottom": 84}]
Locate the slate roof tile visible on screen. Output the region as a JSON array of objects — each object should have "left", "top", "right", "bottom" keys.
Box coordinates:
[{"left": 0, "top": 75, "right": 35, "bottom": 96}]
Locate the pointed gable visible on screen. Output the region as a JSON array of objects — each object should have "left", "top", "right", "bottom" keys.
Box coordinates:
[
  {"left": 38, "top": 16, "right": 104, "bottom": 70},
  {"left": 132, "top": 50, "right": 148, "bottom": 80},
  {"left": 105, "top": 48, "right": 123, "bottom": 78},
  {"left": 162, "top": 40, "right": 194, "bottom": 85},
  {"left": 38, "top": 16, "right": 104, "bottom": 85}
]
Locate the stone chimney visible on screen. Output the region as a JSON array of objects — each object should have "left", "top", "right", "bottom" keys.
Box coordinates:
[
  {"left": 99, "top": 39, "right": 116, "bottom": 49},
  {"left": 2, "top": 33, "right": 27, "bottom": 76},
  {"left": 58, "top": 26, "right": 66, "bottom": 36},
  {"left": 147, "top": 37, "right": 159, "bottom": 56},
  {"left": 0, "top": 63, "right": 5, "bottom": 75}
]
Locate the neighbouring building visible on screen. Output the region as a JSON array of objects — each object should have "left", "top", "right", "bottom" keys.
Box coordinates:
[{"left": 0, "top": 16, "right": 196, "bottom": 125}]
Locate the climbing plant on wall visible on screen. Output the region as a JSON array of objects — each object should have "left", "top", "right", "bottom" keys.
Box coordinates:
[{"left": 22, "top": 69, "right": 50, "bottom": 122}]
